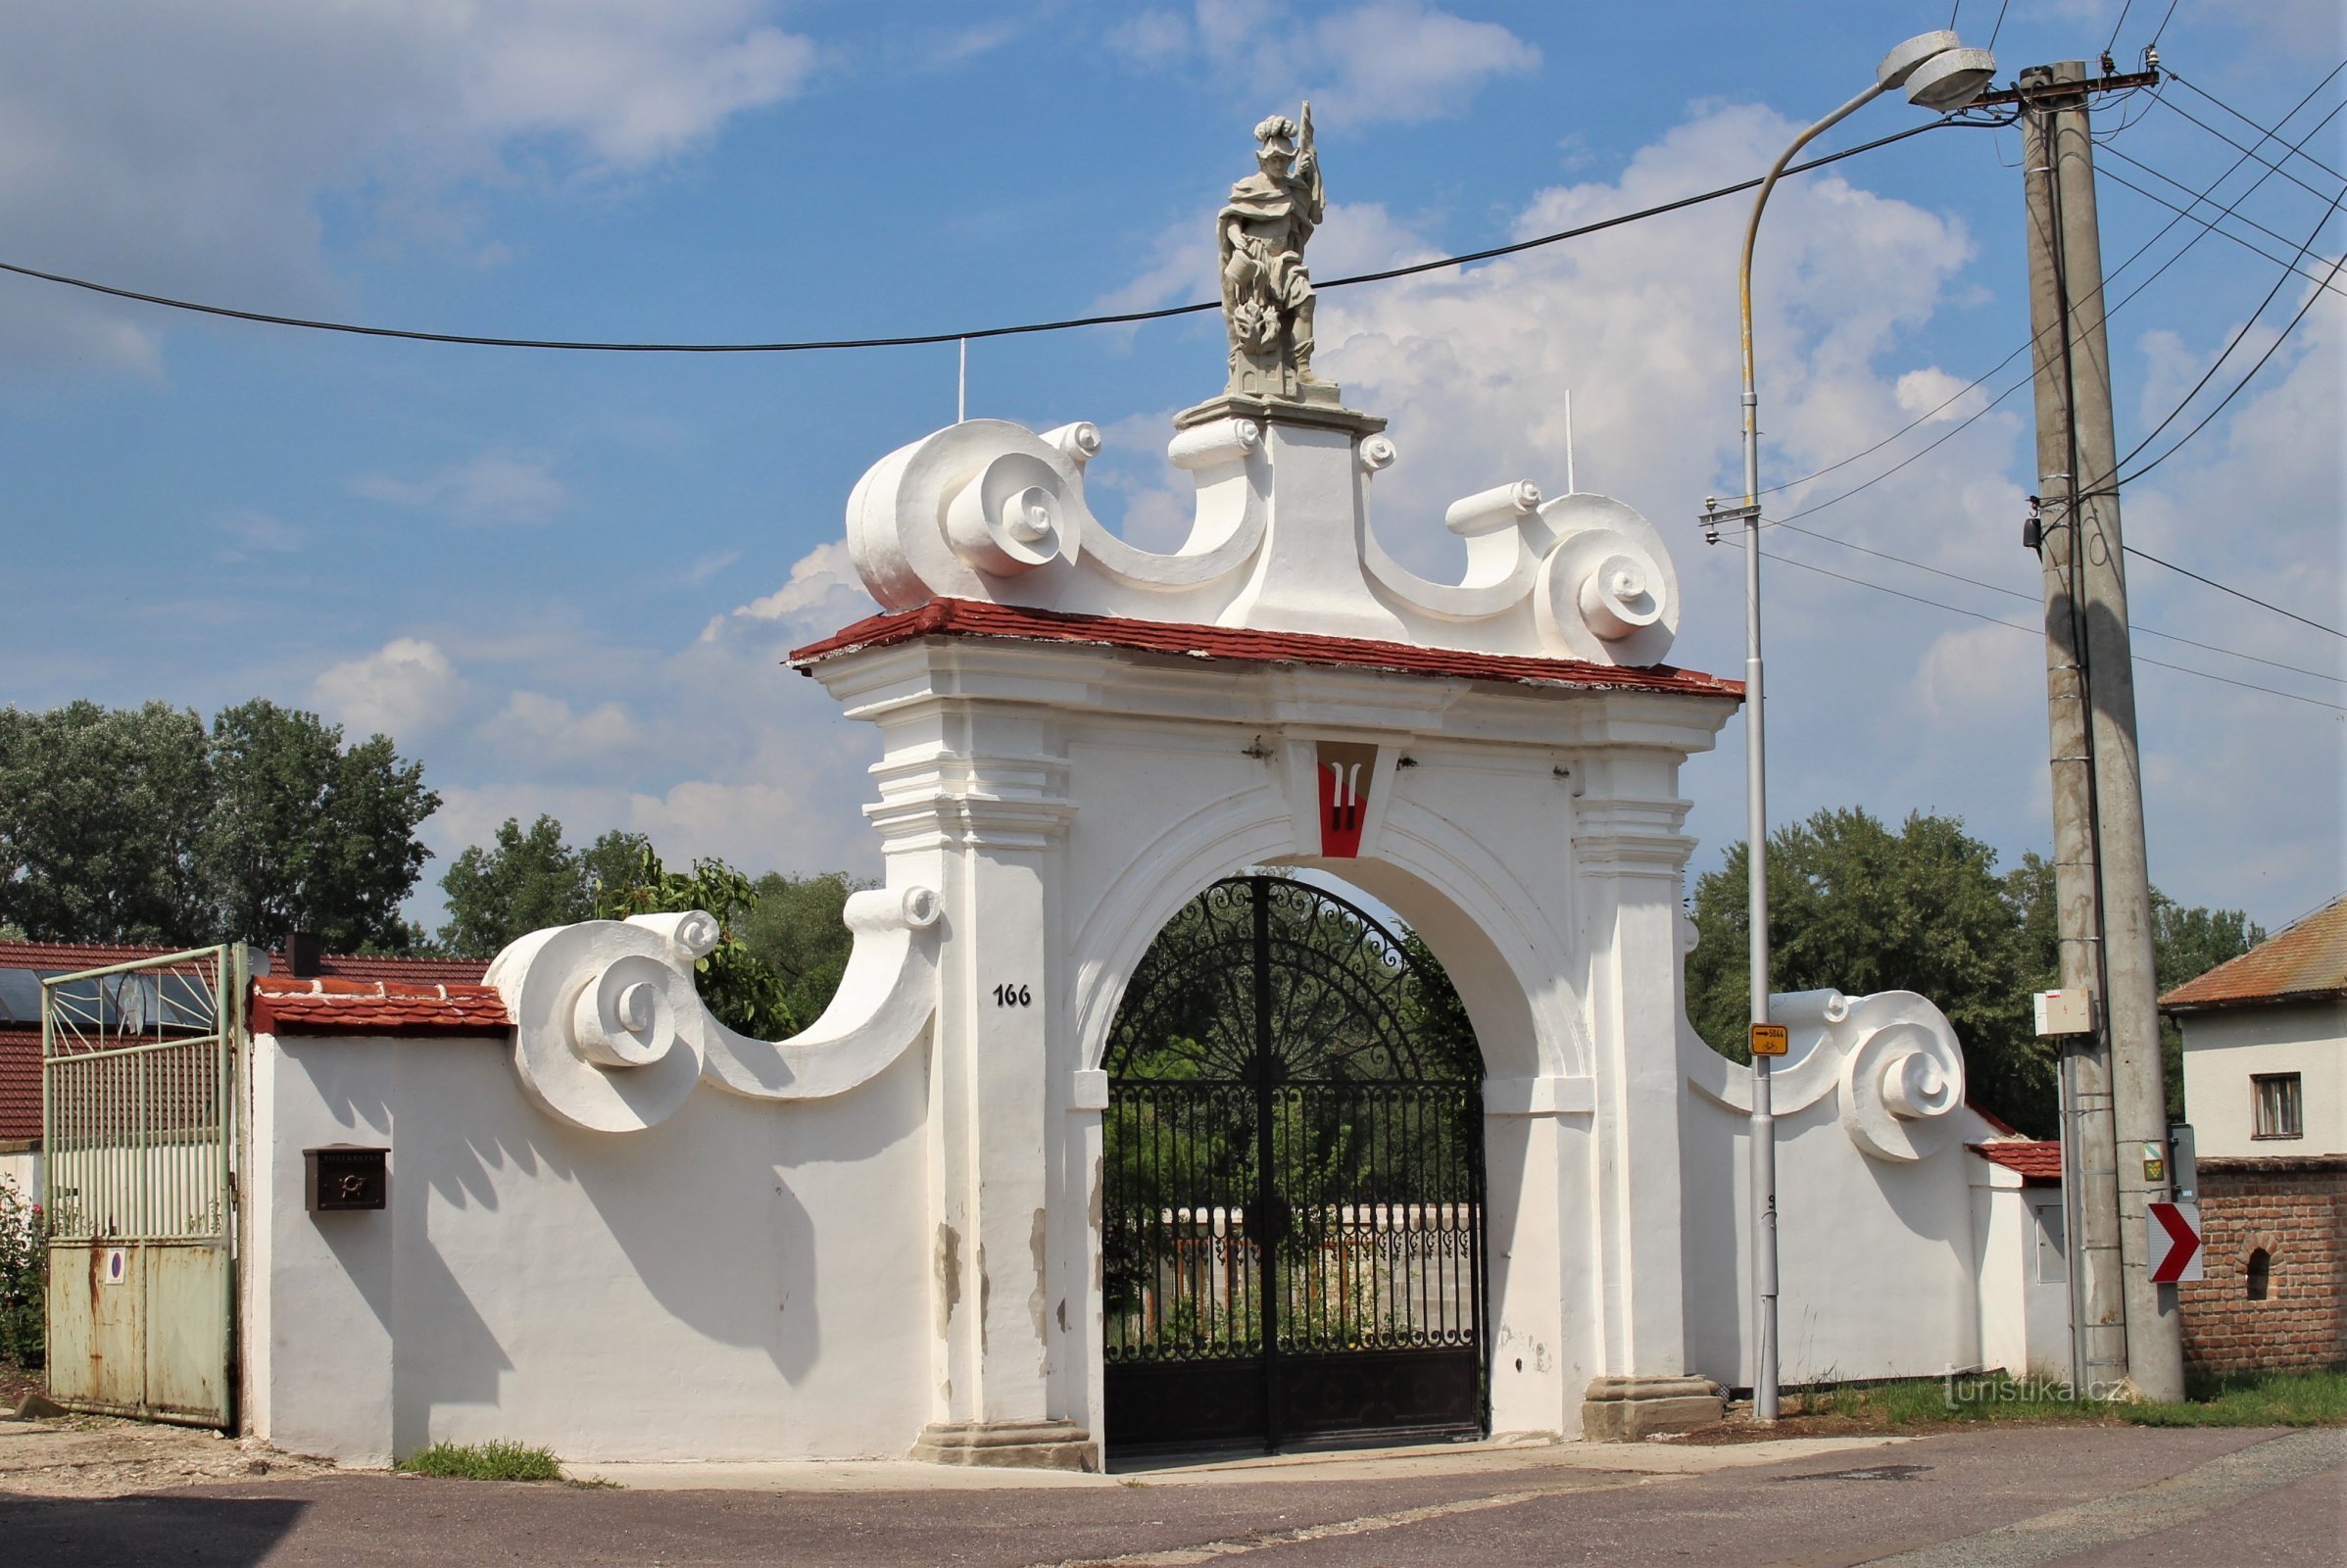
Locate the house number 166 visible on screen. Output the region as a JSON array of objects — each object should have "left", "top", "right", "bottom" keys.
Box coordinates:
[{"left": 992, "top": 983, "right": 1032, "bottom": 1006}]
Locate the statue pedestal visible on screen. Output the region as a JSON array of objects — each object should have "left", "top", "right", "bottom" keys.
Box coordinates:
[{"left": 1176, "top": 385, "right": 1374, "bottom": 434}]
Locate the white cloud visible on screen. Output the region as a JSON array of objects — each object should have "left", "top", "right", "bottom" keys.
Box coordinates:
[
  {"left": 0, "top": 3, "right": 818, "bottom": 374},
  {"left": 1105, "top": 1, "right": 1538, "bottom": 124},
  {"left": 351, "top": 450, "right": 570, "bottom": 527},
  {"left": 705, "top": 540, "right": 869, "bottom": 641},
  {"left": 1895, "top": 367, "right": 1990, "bottom": 424},
  {"left": 486, "top": 691, "right": 636, "bottom": 763},
  {"left": 314, "top": 637, "right": 466, "bottom": 740}
]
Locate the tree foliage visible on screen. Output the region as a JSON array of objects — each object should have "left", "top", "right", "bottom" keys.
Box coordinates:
[
  {"left": 1687, "top": 808, "right": 2262, "bottom": 1137},
  {"left": 0, "top": 699, "right": 438, "bottom": 951},
  {"left": 739, "top": 870, "right": 871, "bottom": 1032},
  {"left": 437, "top": 816, "right": 650, "bottom": 958},
  {"left": 593, "top": 847, "right": 806, "bottom": 1039}
]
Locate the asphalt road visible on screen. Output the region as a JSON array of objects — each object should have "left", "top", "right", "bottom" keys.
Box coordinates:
[{"left": 1, "top": 1425, "right": 2339, "bottom": 1567}]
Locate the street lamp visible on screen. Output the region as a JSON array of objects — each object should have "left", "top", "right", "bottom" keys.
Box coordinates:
[{"left": 1721, "top": 29, "right": 1994, "bottom": 1426}]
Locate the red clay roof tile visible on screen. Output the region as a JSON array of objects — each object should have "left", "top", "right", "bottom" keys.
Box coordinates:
[
  {"left": 250, "top": 976, "right": 510, "bottom": 1036},
  {"left": 2161, "top": 895, "right": 2347, "bottom": 1013},
  {"left": 0, "top": 1028, "right": 37, "bottom": 1143},
  {"left": 1970, "top": 1140, "right": 2064, "bottom": 1182},
  {"left": 788, "top": 599, "right": 1743, "bottom": 700}
]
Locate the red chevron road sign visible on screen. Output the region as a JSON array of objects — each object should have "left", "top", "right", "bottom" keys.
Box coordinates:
[{"left": 2147, "top": 1200, "right": 2204, "bottom": 1284}]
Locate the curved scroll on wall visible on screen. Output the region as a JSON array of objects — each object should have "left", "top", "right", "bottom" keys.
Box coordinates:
[
  {"left": 846, "top": 421, "right": 1090, "bottom": 611},
  {"left": 1362, "top": 473, "right": 1548, "bottom": 622},
  {"left": 1834, "top": 991, "right": 1967, "bottom": 1162},
  {"left": 1080, "top": 416, "right": 1272, "bottom": 591},
  {"left": 1681, "top": 986, "right": 1968, "bottom": 1163},
  {"left": 1535, "top": 494, "right": 1680, "bottom": 666},
  {"left": 699, "top": 886, "right": 942, "bottom": 1100},
  {"left": 485, "top": 886, "right": 942, "bottom": 1133}
]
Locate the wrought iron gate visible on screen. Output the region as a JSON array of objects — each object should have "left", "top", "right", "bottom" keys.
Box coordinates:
[
  {"left": 1101, "top": 876, "right": 1486, "bottom": 1452},
  {"left": 42, "top": 947, "right": 244, "bottom": 1428}
]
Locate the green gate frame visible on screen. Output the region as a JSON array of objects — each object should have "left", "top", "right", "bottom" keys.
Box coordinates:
[{"left": 41, "top": 945, "right": 245, "bottom": 1428}]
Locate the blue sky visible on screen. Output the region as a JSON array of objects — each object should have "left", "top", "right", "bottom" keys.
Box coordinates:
[{"left": 1, "top": 0, "right": 2339, "bottom": 938}]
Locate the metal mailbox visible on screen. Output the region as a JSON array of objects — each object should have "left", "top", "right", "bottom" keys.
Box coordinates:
[{"left": 304, "top": 1146, "right": 388, "bottom": 1212}]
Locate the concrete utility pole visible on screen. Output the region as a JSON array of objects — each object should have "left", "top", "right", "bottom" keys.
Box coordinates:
[{"left": 2017, "top": 60, "right": 2185, "bottom": 1402}]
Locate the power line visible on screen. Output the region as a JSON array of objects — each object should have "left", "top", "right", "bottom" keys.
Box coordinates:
[
  {"left": 2099, "top": 142, "right": 2347, "bottom": 281},
  {"left": 2105, "top": 1, "right": 2136, "bottom": 57},
  {"left": 1754, "top": 547, "right": 2346, "bottom": 711},
  {"left": 2095, "top": 152, "right": 2347, "bottom": 297},
  {"left": 1771, "top": 520, "right": 2344, "bottom": 683},
  {"left": 2155, "top": 92, "right": 2345, "bottom": 202},
  {"left": 2116, "top": 241, "right": 2347, "bottom": 488},
  {"left": 0, "top": 120, "right": 1967, "bottom": 357},
  {"left": 2122, "top": 547, "right": 2347, "bottom": 641},
  {"left": 1753, "top": 75, "right": 2346, "bottom": 503},
  {"left": 2112, "top": 181, "right": 2346, "bottom": 474},
  {"left": 2168, "top": 70, "right": 2346, "bottom": 184}
]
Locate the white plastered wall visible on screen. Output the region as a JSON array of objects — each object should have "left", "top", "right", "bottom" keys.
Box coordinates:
[
  {"left": 245, "top": 1028, "right": 932, "bottom": 1465},
  {"left": 2178, "top": 1001, "right": 2347, "bottom": 1158},
  {"left": 1679, "top": 1029, "right": 2006, "bottom": 1388}
]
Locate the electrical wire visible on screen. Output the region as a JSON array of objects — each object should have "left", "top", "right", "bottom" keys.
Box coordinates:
[
  {"left": 2146, "top": 0, "right": 2180, "bottom": 50},
  {"left": 1768, "top": 520, "right": 2344, "bottom": 684},
  {"left": 1754, "top": 74, "right": 2347, "bottom": 502},
  {"left": 2167, "top": 70, "right": 2346, "bottom": 184},
  {"left": 1986, "top": 0, "right": 2012, "bottom": 53},
  {"left": 2115, "top": 241, "right": 2347, "bottom": 490},
  {"left": 2111, "top": 182, "right": 2345, "bottom": 475},
  {"left": 2154, "top": 93, "right": 2345, "bottom": 203},
  {"left": 2105, "top": 1, "right": 2135, "bottom": 58},
  {"left": 2098, "top": 145, "right": 2347, "bottom": 286},
  {"left": 1752, "top": 547, "right": 2346, "bottom": 711},
  {"left": 2120, "top": 548, "right": 2347, "bottom": 640},
  {"left": 0, "top": 120, "right": 1968, "bottom": 357}
]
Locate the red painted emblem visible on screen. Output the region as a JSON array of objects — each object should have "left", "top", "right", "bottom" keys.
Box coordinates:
[{"left": 1319, "top": 759, "right": 1367, "bottom": 858}]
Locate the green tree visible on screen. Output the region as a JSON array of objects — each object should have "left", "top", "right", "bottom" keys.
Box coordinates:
[
  {"left": 2004, "top": 852, "right": 2263, "bottom": 1119},
  {"left": 1, "top": 698, "right": 437, "bottom": 951},
  {"left": 595, "top": 847, "right": 800, "bottom": 1038},
  {"left": 0, "top": 701, "right": 214, "bottom": 943},
  {"left": 1687, "top": 808, "right": 2051, "bottom": 1134},
  {"left": 200, "top": 700, "right": 439, "bottom": 952},
  {"left": 437, "top": 817, "right": 651, "bottom": 958},
  {"left": 740, "top": 870, "right": 871, "bottom": 1030}
]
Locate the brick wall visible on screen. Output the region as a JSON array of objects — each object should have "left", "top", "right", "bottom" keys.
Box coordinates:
[{"left": 2178, "top": 1156, "right": 2346, "bottom": 1375}]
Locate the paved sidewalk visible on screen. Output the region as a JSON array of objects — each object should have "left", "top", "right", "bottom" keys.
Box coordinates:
[
  {"left": 0, "top": 1422, "right": 2337, "bottom": 1565},
  {"left": 558, "top": 1432, "right": 1906, "bottom": 1491}
]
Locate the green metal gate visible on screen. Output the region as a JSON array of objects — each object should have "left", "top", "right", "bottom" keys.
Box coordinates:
[{"left": 42, "top": 946, "right": 244, "bottom": 1428}]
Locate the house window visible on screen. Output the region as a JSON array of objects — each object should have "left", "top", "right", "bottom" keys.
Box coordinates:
[
  {"left": 2246, "top": 1248, "right": 2272, "bottom": 1301},
  {"left": 2252, "top": 1073, "right": 2303, "bottom": 1140}
]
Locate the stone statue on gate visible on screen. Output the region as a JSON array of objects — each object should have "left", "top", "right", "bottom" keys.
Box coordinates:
[{"left": 1219, "top": 103, "right": 1328, "bottom": 400}]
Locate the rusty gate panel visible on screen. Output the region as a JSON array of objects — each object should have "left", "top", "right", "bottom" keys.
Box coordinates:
[{"left": 42, "top": 949, "right": 243, "bottom": 1429}]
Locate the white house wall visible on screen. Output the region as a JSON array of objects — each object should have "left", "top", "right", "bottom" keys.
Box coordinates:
[
  {"left": 2180, "top": 1000, "right": 2347, "bottom": 1158},
  {"left": 247, "top": 1029, "right": 932, "bottom": 1465}
]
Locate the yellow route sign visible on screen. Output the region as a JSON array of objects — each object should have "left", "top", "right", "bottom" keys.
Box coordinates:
[{"left": 1749, "top": 1022, "right": 1789, "bottom": 1057}]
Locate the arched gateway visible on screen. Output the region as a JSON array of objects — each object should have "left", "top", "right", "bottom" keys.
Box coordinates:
[
  {"left": 232, "top": 110, "right": 1997, "bottom": 1474},
  {"left": 1101, "top": 875, "right": 1486, "bottom": 1452}
]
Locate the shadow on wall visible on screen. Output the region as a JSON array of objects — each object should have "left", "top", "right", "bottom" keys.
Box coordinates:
[{"left": 341, "top": 1035, "right": 929, "bottom": 1449}]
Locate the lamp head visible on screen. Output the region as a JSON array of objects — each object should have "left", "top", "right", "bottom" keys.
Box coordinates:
[{"left": 1878, "top": 29, "right": 1997, "bottom": 113}]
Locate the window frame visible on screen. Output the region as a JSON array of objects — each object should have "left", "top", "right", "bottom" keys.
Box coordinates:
[{"left": 2251, "top": 1071, "right": 2304, "bottom": 1141}]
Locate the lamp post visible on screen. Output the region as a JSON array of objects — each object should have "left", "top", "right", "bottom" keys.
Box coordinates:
[{"left": 1718, "top": 29, "right": 1994, "bottom": 1425}]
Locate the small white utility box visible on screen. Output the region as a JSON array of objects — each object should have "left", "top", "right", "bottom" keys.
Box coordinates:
[{"left": 2033, "top": 989, "right": 2094, "bottom": 1036}]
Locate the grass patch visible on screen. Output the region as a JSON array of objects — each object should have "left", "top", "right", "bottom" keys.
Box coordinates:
[
  {"left": 395, "top": 1440, "right": 563, "bottom": 1482},
  {"left": 1785, "top": 1365, "right": 2346, "bottom": 1429}
]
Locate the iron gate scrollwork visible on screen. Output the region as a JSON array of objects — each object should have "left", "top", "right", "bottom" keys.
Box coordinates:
[{"left": 1101, "top": 875, "right": 1487, "bottom": 1451}]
